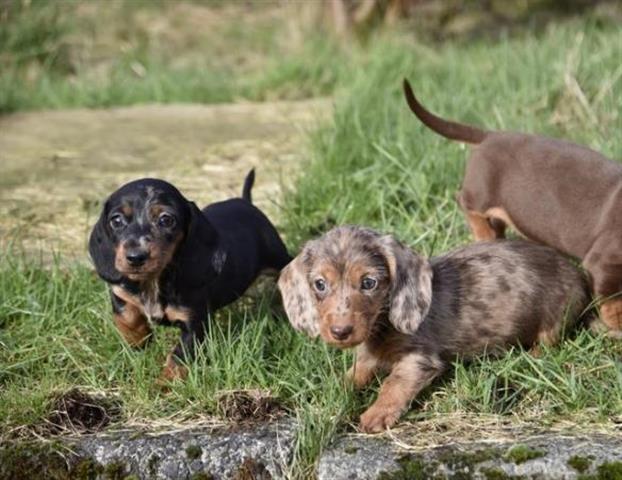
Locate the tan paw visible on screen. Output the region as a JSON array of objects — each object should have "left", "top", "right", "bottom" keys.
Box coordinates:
[
  {"left": 599, "top": 300, "right": 622, "bottom": 335},
  {"left": 156, "top": 354, "right": 188, "bottom": 388},
  {"left": 359, "top": 405, "right": 400, "bottom": 433}
]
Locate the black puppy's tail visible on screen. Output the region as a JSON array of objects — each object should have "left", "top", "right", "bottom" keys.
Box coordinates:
[{"left": 242, "top": 168, "right": 255, "bottom": 202}]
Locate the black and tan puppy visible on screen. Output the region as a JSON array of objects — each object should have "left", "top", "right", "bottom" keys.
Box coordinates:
[
  {"left": 278, "top": 226, "right": 589, "bottom": 432},
  {"left": 403, "top": 79, "right": 622, "bottom": 337},
  {"left": 89, "top": 170, "right": 291, "bottom": 382}
]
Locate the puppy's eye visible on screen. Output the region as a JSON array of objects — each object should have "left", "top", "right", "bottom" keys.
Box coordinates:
[
  {"left": 158, "top": 213, "right": 176, "bottom": 228},
  {"left": 361, "top": 277, "right": 377, "bottom": 291},
  {"left": 109, "top": 214, "right": 126, "bottom": 230},
  {"left": 313, "top": 278, "right": 327, "bottom": 293}
]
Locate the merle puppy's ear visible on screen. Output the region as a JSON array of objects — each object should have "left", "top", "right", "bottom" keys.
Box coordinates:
[
  {"left": 278, "top": 245, "right": 320, "bottom": 338},
  {"left": 89, "top": 201, "right": 122, "bottom": 283},
  {"left": 379, "top": 235, "right": 433, "bottom": 334},
  {"left": 174, "top": 201, "right": 221, "bottom": 285}
]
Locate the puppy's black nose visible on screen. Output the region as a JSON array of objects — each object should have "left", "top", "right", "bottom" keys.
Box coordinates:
[
  {"left": 125, "top": 250, "right": 149, "bottom": 266},
  {"left": 330, "top": 325, "right": 354, "bottom": 341}
]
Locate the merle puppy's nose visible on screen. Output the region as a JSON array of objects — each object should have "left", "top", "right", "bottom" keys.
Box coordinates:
[
  {"left": 330, "top": 325, "right": 354, "bottom": 341},
  {"left": 125, "top": 249, "right": 149, "bottom": 267}
]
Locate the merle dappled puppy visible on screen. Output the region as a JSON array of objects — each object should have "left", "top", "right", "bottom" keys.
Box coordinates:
[
  {"left": 89, "top": 170, "right": 291, "bottom": 382},
  {"left": 278, "top": 226, "right": 589, "bottom": 432}
]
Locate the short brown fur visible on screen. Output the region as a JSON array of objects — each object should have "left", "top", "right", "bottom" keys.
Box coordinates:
[{"left": 403, "top": 78, "right": 622, "bottom": 337}]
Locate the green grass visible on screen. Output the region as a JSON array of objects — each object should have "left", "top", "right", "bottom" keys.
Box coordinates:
[
  {"left": 2, "top": 4, "right": 622, "bottom": 479},
  {"left": 0, "top": 1, "right": 349, "bottom": 113}
]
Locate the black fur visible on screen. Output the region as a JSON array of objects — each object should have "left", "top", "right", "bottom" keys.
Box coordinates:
[{"left": 89, "top": 169, "right": 291, "bottom": 369}]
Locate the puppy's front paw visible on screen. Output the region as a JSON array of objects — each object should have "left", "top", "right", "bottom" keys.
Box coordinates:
[
  {"left": 359, "top": 404, "right": 400, "bottom": 433},
  {"left": 156, "top": 354, "right": 188, "bottom": 388}
]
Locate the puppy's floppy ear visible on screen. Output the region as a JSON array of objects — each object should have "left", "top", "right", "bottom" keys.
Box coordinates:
[
  {"left": 379, "top": 235, "right": 433, "bottom": 334},
  {"left": 89, "top": 201, "right": 122, "bottom": 284},
  {"left": 278, "top": 246, "right": 319, "bottom": 338},
  {"left": 174, "top": 201, "right": 221, "bottom": 287}
]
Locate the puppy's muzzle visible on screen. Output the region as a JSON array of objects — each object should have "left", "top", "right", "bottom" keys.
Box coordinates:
[
  {"left": 125, "top": 248, "right": 150, "bottom": 267},
  {"left": 330, "top": 324, "right": 354, "bottom": 341}
]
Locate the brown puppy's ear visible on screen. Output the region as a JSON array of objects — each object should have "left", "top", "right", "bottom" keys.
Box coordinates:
[
  {"left": 278, "top": 246, "right": 319, "bottom": 338},
  {"left": 89, "top": 201, "right": 122, "bottom": 284},
  {"left": 379, "top": 235, "right": 433, "bottom": 334}
]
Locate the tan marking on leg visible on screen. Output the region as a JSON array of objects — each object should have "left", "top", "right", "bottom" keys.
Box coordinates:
[
  {"left": 346, "top": 344, "right": 379, "bottom": 389},
  {"left": 359, "top": 353, "right": 440, "bottom": 433},
  {"left": 164, "top": 305, "right": 191, "bottom": 323},
  {"left": 484, "top": 207, "right": 513, "bottom": 229},
  {"left": 157, "top": 353, "right": 188, "bottom": 386},
  {"left": 484, "top": 206, "right": 526, "bottom": 238},
  {"left": 529, "top": 328, "right": 560, "bottom": 357},
  {"left": 599, "top": 298, "right": 622, "bottom": 336},
  {"left": 465, "top": 210, "right": 498, "bottom": 241},
  {"left": 114, "top": 306, "right": 152, "bottom": 348},
  {"left": 112, "top": 285, "right": 143, "bottom": 309}
]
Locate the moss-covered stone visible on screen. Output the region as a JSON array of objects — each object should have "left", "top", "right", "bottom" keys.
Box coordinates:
[
  {"left": 147, "top": 454, "right": 160, "bottom": 476},
  {"left": 597, "top": 462, "right": 622, "bottom": 480},
  {"left": 0, "top": 442, "right": 71, "bottom": 480},
  {"left": 190, "top": 473, "right": 215, "bottom": 480},
  {"left": 377, "top": 455, "right": 436, "bottom": 480},
  {"left": 568, "top": 455, "right": 593, "bottom": 473},
  {"left": 0, "top": 442, "right": 111, "bottom": 480},
  {"left": 503, "top": 444, "right": 545, "bottom": 464},
  {"left": 103, "top": 460, "right": 127, "bottom": 480},
  {"left": 480, "top": 467, "right": 512, "bottom": 480},
  {"left": 343, "top": 445, "right": 358, "bottom": 454},
  {"left": 437, "top": 447, "right": 501, "bottom": 468},
  {"left": 71, "top": 457, "right": 104, "bottom": 479},
  {"left": 377, "top": 448, "right": 507, "bottom": 480},
  {"left": 186, "top": 444, "right": 202, "bottom": 460},
  {"left": 578, "top": 461, "right": 622, "bottom": 480}
]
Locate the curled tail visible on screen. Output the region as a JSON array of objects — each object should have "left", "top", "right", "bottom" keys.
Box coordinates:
[
  {"left": 403, "top": 79, "right": 487, "bottom": 144},
  {"left": 242, "top": 168, "right": 255, "bottom": 202}
]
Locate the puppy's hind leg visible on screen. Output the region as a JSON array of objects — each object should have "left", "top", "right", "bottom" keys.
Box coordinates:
[
  {"left": 465, "top": 210, "right": 503, "bottom": 241},
  {"left": 583, "top": 251, "right": 622, "bottom": 338},
  {"left": 595, "top": 297, "right": 622, "bottom": 339},
  {"left": 529, "top": 327, "right": 561, "bottom": 358}
]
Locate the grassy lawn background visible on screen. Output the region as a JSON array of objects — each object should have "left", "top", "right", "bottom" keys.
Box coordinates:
[{"left": 1, "top": 2, "right": 622, "bottom": 477}]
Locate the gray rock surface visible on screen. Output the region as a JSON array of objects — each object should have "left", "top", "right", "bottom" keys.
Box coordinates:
[
  {"left": 4, "top": 426, "right": 622, "bottom": 479},
  {"left": 77, "top": 421, "right": 295, "bottom": 479},
  {"left": 318, "top": 433, "right": 622, "bottom": 479},
  {"left": 1, "top": 421, "right": 296, "bottom": 480}
]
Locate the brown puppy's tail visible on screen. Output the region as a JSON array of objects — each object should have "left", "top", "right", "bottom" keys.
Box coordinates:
[
  {"left": 242, "top": 168, "right": 255, "bottom": 202},
  {"left": 403, "top": 79, "right": 487, "bottom": 144}
]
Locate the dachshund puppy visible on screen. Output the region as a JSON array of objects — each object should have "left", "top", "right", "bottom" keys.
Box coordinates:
[
  {"left": 89, "top": 169, "right": 291, "bottom": 382},
  {"left": 403, "top": 79, "right": 622, "bottom": 337},
  {"left": 278, "top": 226, "right": 589, "bottom": 432}
]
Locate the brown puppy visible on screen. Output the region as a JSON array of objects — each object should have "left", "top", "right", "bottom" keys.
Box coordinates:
[
  {"left": 278, "top": 226, "right": 589, "bottom": 432},
  {"left": 403, "top": 79, "right": 622, "bottom": 337}
]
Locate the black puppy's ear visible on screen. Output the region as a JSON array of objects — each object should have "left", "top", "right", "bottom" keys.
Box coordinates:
[
  {"left": 174, "top": 202, "right": 221, "bottom": 286},
  {"left": 89, "top": 201, "right": 122, "bottom": 284}
]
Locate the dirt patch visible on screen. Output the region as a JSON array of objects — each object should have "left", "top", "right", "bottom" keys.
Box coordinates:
[
  {"left": 42, "top": 388, "right": 121, "bottom": 435},
  {"left": 217, "top": 389, "right": 286, "bottom": 424},
  {"left": 0, "top": 99, "right": 330, "bottom": 262}
]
